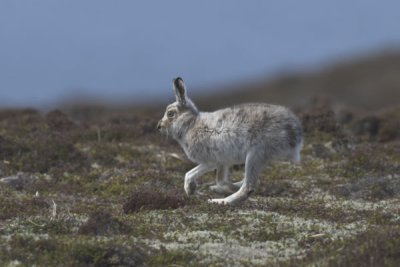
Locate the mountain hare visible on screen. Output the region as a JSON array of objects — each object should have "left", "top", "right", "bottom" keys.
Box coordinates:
[{"left": 157, "top": 77, "right": 303, "bottom": 205}]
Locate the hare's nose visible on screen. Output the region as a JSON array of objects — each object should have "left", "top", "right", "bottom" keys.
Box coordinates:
[{"left": 156, "top": 121, "right": 162, "bottom": 130}]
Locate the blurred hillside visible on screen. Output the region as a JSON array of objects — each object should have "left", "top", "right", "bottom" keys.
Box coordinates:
[
  {"left": 195, "top": 51, "right": 400, "bottom": 112},
  {"left": 58, "top": 50, "right": 400, "bottom": 144}
]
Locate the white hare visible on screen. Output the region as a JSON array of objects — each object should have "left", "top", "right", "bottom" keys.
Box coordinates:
[{"left": 157, "top": 77, "right": 303, "bottom": 205}]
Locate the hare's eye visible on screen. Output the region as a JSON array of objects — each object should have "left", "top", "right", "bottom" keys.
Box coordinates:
[{"left": 167, "top": 111, "right": 176, "bottom": 118}]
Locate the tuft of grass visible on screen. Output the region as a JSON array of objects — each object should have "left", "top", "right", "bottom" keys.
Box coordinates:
[
  {"left": 148, "top": 247, "right": 199, "bottom": 267},
  {"left": 123, "top": 186, "right": 188, "bottom": 213},
  {"left": 0, "top": 189, "right": 50, "bottom": 220},
  {"left": 71, "top": 242, "right": 146, "bottom": 267},
  {"left": 78, "top": 211, "right": 129, "bottom": 236},
  {"left": 301, "top": 106, "right": 340, "bottom": 135}
]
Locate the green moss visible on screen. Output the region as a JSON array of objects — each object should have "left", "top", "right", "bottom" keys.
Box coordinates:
[
  {"left": 292, "top": 226, "right": 400, "bottom": 267},
  {"left": 0, "top": 190, "right": 50, "bottom": 220},
  {"left": 148, "top": 248, "right": 199, "bottom": 267},
  {"left": 0, "top": 235, "right": 146, "bottom": 267}
]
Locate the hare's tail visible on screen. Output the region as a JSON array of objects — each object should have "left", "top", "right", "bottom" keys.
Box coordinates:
[{"left": 292, "top": 140, "right": 303, "bottom": 164}]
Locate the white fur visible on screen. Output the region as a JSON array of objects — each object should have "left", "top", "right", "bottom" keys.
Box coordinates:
[{"left": 158, "top": 77, "right": 303, "bottom": 205}]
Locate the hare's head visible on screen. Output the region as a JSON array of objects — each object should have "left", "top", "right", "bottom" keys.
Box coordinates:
[{"left": 157, "top": 77, "right": 198, "bottom": 136}]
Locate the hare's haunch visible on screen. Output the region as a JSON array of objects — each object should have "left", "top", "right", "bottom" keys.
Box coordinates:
[{"left": 157, "top": 77, "right": 303, "bottom": 205}]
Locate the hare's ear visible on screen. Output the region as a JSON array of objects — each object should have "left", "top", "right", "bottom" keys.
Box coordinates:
[{"left": 173, "top": 77, "right": 187, "bottom": 105}]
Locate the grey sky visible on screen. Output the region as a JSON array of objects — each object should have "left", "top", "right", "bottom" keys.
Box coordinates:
[{"left": 1, "top": 0, "right": 399, "bottom": 107}]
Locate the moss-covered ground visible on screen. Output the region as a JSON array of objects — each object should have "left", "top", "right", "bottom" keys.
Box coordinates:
[{"left": 0, "top": 105, "right": 399, "bottom": 266}]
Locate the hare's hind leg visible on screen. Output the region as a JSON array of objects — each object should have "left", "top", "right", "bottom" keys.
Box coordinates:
[
  {"left": 209, "top": 149, "right": 264, "bottom": 205},
  {"left": 185, "top": 164, "right": 215, "bottom": 196},
  {"left": 209, "top": 165, "right": 238, "bottom": 195}
]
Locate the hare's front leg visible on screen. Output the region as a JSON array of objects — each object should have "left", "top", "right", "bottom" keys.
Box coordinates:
[
  {"left": 209, "top": 149, "right": 264, "bottom": 205},
  {"left": 184, "top": 164, "right": 214, "bottom": 196},
  {"left": 209, "top": 165, "right": 238, "bottom": 195}
]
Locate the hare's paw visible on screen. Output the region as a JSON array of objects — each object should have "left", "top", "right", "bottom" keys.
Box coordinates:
[
  {"left": 209, "top": 184, "right": 236, "bottom": 195},
  {"left": 209, "top": 189, "right": 251, "bottom": 205},
  {"left": 208, "top": 198, "right": 227, "bottom": 205},
  {"left": 184, "top": 179, "right": 197, "bottom": 196}
]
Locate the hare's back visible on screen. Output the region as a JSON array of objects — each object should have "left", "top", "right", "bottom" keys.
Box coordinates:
[
  {"left": 217, "top": 103, "right": 302, "bottom": 146},
  {"left": 214, "top": 103, "right": 297, "bottom": 128},
  {"left": 186, "top": 103, "right": 302, "bottom": 164}
]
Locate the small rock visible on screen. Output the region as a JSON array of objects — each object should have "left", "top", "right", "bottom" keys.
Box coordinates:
[
  {"left": 98, "top": 170, "right": 113, "bottom": 181},
  {"left": 43, "top": 174, "right": 53, "bottom": 181},
  {"left": 169, "top": 153, "right": 186, "bottom": 161},
  {"left": 91, "top": 162, "right": 101, "bottom": 169},
  {"left": 168, "top": 152, "right": 191, "bottom": 163},
  {"left": 0, "top": 172, "right": 36, "bottom": 190},
  {"left": 309, "top": 233, "right": 328, "bottom": 238}
]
